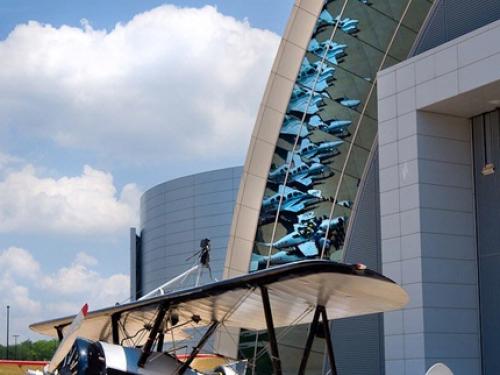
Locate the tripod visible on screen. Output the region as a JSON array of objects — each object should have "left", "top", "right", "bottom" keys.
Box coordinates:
[{"left": 139, "top": 238, "right": 216, "bottom": 301}]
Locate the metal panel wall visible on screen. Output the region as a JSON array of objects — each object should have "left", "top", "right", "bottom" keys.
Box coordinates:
[
  {"left": 329, "top": 147, "right": 385, "bottom": 375},
  {"left": 472, "top": 109, "right": 500, "bottom": 375},
  {"left": 133, "top": 166, "right": 242, "bottom": 299},
  {"left": 412, "top": 0, "right": 500, "bottom": 55}
]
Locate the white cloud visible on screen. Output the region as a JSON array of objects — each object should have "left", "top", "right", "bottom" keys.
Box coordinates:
[
  {"left": 42, "top": 256, "right": 129, "bottom": 306},
  {"left": 75, "top": 251, "right": 98, "bottom": 267},
  {"left": 0, "top": 5, "right": 279, "bottom": 165},
  {"left": 0, "top": 164, "right": 141, "bottom": 234},
  {"left": 0, "top": 247, "right": 129, "bottom": 339},
  {"left": 0, "top": 246, "right": 40, "bottom": 277},
  {"left": 0, "top": 275, "right": 41, "bottom": 313}
]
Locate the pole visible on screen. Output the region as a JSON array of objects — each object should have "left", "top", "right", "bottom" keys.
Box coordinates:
[{"left": 6, "top": 305, "right": 10, "bottom": 360}]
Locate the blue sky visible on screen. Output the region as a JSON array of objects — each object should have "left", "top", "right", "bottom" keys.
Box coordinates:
[{"left": 0, "top": 0, "right": 293, "bottom": 340}]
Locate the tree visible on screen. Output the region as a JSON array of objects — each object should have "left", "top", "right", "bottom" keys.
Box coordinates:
[{"left": 0, "top": 339, "right": 57, "bottom": 361}]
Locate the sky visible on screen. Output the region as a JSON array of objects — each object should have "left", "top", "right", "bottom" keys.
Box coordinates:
[{"left": 0, "top": 0, "right": 294, "bottom": 341}]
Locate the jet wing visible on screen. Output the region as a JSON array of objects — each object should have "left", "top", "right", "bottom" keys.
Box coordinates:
[
  {"left": 281, "top": 125, "right": 309, "bottom": 138},
  {"left": 31, "top": 261, "right": 408, "bottom": 343},
  {"left": 294, "top": 176, "right": 313, "bottom": 187},
  {"left": 297, "top": 241, "right": 319, "bottom": 257},
  {"left": 283, "top": 202, "right": 305, "bottom": 213}
]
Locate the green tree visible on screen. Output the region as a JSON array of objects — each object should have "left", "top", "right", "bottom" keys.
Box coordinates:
[{"left": 0, "top": 339, "right": 57, "bottom": 361}]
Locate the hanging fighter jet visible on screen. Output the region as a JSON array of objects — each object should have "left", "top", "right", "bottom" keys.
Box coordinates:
[
  {"left": 262, "top": 212, "right": 346, "bottom": 257},
  {"left": 336, "top": 199, "right": 353, "bottom": 208},
  {"left": 340, "top": 18, "right": 360, "bottom": 34},
  {"left": 296, "top": 57, "right": 335, "bottom": 92},
  {"left": 308, "top": 39, "right": 347, "bottom": 65},
  {"left": 315, "top": 9, "right": 360, "bottom": 35},
  {"left": 268, "top": 153, "right": 331, "bottom": 187},
  {"left": 335, "top": 97, "right": 361, "bottom": 109},
  {"left": 288, "top": 85, "right": 329, "bottom": 114},
  {"left": 279, "top": 115, "right": 311, "bottom": 138},
  {"left": 298, "top": 138, "right": 343, "bottom": 161},
  {"left": 261, "top": 185, "right": 325, "bottom": 214},
  {"left": 317, "top": 216, "right": 346, "bottom": 233},
  {"left": 280, "top": 114, "right": 350, "bottom": 139},
  {"left": 308, "top": 115, "right": 352, "bottom": 137}
]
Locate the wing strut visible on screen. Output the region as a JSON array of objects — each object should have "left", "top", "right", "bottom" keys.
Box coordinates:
[
  {"left": 298, "top": 306, "right": 322, "bottom": 375},
  {"left": 297, "top": 306, "right": 337, "bottom": 375},
  {"left": 260, "top": 286, "right": 282, "bottom": 375},
  {"left": 55, "top": 325, "right": 64, "bottom": 341},
  {"left": 111, "top": 312, "right": 121, "bottom": 344},
  {"left": 138, "top": 304, "right": 169, "bottom": 368},
  {"left": 178, "top": 320, "right": 219, "bottom": 375},
  {"left": 320, "top": 306, "right": 338, "bottom": 375}
]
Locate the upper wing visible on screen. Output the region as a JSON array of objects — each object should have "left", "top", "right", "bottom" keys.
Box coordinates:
[{"left": 31, "top": 260, "right": 408, "bottom": 345}]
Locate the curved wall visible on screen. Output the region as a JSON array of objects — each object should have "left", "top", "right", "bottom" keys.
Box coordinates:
[
  {"left": 224, "top": 0, "right": 433, "bottom": 277},
  {"left": 131, "top": 166, "right": 242, "bottom": 299}
]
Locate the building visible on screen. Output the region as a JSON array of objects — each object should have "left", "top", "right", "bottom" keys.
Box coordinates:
[
  {"left": 132, "top": 1, "right": 500, "bottom": 374},
  {"left": 377, "top": 20, "right": 500, "bottom": 375},
  {"left": 130, "top": 166, "right": 242, "bottom": 300}
]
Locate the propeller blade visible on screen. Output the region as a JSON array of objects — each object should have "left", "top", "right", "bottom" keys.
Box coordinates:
[{"left": 47, "top": 303, "right": 89, "bottom": 373}]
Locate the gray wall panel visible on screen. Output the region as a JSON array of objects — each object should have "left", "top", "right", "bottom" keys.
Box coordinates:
[
  {"left": 329, "top": 147, "right": 385, "bottom": 375},
  {"left": 132, "top": 166, "right": 242, "bottom": 299},
  {"left": 472, "top": 110, "right": 500, "bottom": 374},
  {"left": 412, "top": 0, "right": 500, "bottom": 56}
]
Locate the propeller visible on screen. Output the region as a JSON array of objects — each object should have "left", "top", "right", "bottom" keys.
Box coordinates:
[{"left": 46, "top": 303, "right": 89, "bottom": 374}]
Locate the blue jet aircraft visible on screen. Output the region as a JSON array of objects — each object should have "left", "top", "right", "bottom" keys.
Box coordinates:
[
  {"left": 263, "top": 222, "right": 315, "bottom": 250},
  {"left": 253, "top": 213, "right": 348, "bottom": 270},
  {"left": 297, "top": 57, "right": 335, "bottom": 92},
  {"left": 318, "top": 216, "right": 346, "bottom": 233},
  {"left": 250, "top": 250, "right": 310, "bottom": 271},
  {"left": 308, "top": 115, "right": 352, "bottom": 137},
  {"left": 261, "top": 185, "right": 325, "bottom": 214},
  {"left": 335, "top": 97, "right": 361, "bottom": 109},
  {"left": 340, "top": 18, "right": 360, "bottom": 34},
  {"left": 298, "top": 138, "right": 343, "bottom": 161},
  {"left": 268, "top": 153, "right": 330, "bottom": 187},
  {"left": 288, "top": 86, "right": 329, "bottom": 114},
  {"left": 316, "top": 10, "right": 360, "bottom": 35},
  {"left": 336, "top": 199, "right": 353, "bottom": 208},
  {"left": 308, "top": 39, "right": 347, "bottom": 65},
  {"left": 279, "top": 115, "right": 310, "bottom": 138}
]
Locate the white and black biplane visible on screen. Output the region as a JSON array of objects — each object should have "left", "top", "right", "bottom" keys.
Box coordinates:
[{"left": 30, "top": 260, "right": 408, "bottom": 375}]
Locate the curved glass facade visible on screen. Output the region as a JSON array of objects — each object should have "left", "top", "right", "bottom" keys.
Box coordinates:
[{"left": 251, "top": 0, "right": 433, "bottom": 272}]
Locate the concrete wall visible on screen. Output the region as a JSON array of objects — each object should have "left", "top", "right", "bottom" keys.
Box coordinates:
[{"left": 377, "top": 18, "right": 500, "bottom": 375}]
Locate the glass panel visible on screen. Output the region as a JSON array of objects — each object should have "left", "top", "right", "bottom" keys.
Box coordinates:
[
  {"left": 251, "top": 0, "right": 433, "bottom": 271},
  {"left": 244, "top": 1, "right": 435, "bottom": 371}
]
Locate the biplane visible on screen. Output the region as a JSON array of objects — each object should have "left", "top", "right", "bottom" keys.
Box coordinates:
[{"left": 30, "top": 260, "right": 408, "bottom": 375}]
